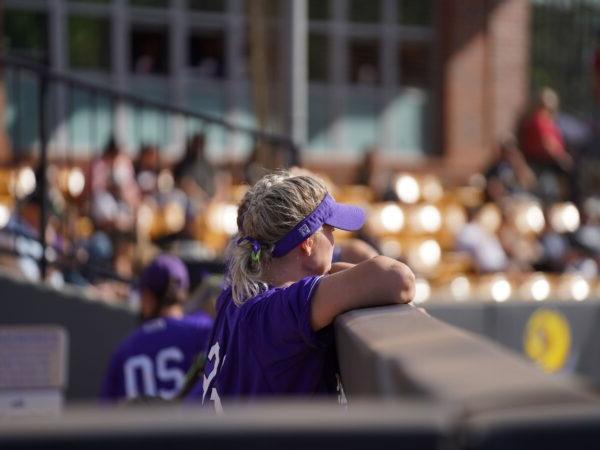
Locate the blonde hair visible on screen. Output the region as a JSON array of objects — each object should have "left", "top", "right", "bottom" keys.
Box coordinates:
[{"left": 227, "top": 171, "right": 328, "bottom": 305}]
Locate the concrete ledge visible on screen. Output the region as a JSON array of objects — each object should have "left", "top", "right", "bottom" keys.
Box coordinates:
[{"left": 335, "top": 305, "right": 594, "bottom": 414}]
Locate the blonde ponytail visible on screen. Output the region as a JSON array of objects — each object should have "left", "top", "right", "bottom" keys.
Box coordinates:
[{"left": 226, "top": 171, "right": 328, "bottom": 305}]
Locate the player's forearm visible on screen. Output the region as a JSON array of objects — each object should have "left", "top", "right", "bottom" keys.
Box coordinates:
[
  {"left": 312, "top": 256, "right": 415, "bottom": 330},
  {"left": 355, "top": 256, "right": 415, "bottom": 306}
]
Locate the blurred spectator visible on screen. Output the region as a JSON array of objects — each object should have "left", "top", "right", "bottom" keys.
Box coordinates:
[
  {"left": 354, "top": 146, "right": 390, "bottom": 201},
  {"left": 243, "top": 141, "right": 289, "bottom": 185},
  {"left": 520, "top": 87, "right": 573, "bottom": 170},
  {"left": 243, "top": 142, "right": 270, "bottom": 185},
  {"left": 0, "top": 187, "right": 69, "bottom": 285},
  {"left": 535, "top": 226, "right": 570, "bottom": 273},
  {"left": 354, "top": 146, "right": 379, "bottom": 186},
  {"left": 567, "top": 197, "right": 600, "bottom": 277},
  {"left": 1, "top": 193, "right": 43, "bottom": 281},
  {"left": 135, "top": 144, "right": 161, "bottom": 195},
  {"left": 90, "top": 137, "right": 140, "bottom": 233},
  {"left": 82, "top": 231, "right": 114, "bottom": 281},
  {"left": 498, "top": 220, "right": 542, "bottom": 272},
  {"left": 519, "top": 87, "right": 573, "bottom": 202},
  {"left": 455, "top": 207, "right": 509, "bottom": 273},
  {"left": 533, "top": 202, "right": 598, "bottom": 277},
  {"left": 574, "top": 197, "right": 600, "bottom": 255},
  {"left": 485, "top": 135, "right": 536, "bottom": 204},
  {"left": 173, "top": 133, "right": 215, "bottom": 204}
]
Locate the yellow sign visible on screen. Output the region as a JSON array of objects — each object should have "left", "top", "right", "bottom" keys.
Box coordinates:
[{"left": 523, "top": 308, "right": 571, "bottom": 373}]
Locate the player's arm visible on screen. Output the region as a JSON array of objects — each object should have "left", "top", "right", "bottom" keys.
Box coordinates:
[
  {"left": 328, "top": 262, "right": 354, "bottom": 274},
  {"left": 311, "top": 255, "right": 415, "bottom": 331}
]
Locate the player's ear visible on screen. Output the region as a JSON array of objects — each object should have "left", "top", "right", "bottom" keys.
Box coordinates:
[{"left": 300, "top": 237, "right": 313, "bottom": 256}]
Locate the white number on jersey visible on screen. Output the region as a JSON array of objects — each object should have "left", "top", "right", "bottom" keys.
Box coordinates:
[
  {"left": 202, "top": 342, "right": 223, "bottom": 413},
  {"left": 124, "top": 346, "right": 185, "bottom": 400}
]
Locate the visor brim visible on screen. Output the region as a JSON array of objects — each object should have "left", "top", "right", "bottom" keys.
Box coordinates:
[{"left": 325, "top": 202, "right": 366, "bottom": 231}]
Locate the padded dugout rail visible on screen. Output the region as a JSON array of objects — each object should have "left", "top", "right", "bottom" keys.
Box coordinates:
[{"left": 335, "top": 305, "right": 594, "bottom": 413}]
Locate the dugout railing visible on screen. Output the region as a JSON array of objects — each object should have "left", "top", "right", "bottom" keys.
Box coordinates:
[{"left": 0, "top": 56, "right": 297, "bottom": 281}]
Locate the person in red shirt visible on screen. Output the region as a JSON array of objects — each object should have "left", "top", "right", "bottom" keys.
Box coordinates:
[
  {"left": 520, "top": 87, "right": 573, "bottom": 172},
  {"left": 519, "top": 87, "right": 574, "bottom": 203}
]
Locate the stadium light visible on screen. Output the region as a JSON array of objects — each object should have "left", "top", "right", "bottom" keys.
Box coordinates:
[
  {"left": 520, "top": 273, "right": 551, "bottom": 301},
  {"left": 514, "top": 201, "right": 545, "bottom": 235},
  {"left": 368, "top": 203, "right": 404, "bottom": 234},
  {"left": 379, "top": 204, "right": 405, "bottom": 233},
  {"left": 13, "top": 167, "right": 36, "bottom": 199},
  {"left": 549, "top": 202, "right": 580, "bottom": 233},
  {"left": 420, "top": 175, "right": 444, "bottom": 203},
  {"left": 164, "top": 202, "right": 186, "bottom": 234},
  {"left": 442, "top": 203, "right": 467, "bottom": 234},
  {"left": 413, "top": 278, "right": 431, "bottom": 304},
  {"left": 0, "top": 203, "right": 10, "bottom": 229},
  {"left": 208, "top": 203, "right": 239, "bottom": 236},
  {"left": 411, "top": 204, "right": 442, "bottom": 234},
  {"left": 489, "top": 275, "right": 511, "bottom": 302},
  {"left": 394, "top": 174, "right": 420, "bottom": 204},
  {"left": 67, "top": 168, "right": 86, "bottom": 198},
  {"left": 409, "top": 239, "right": 441, "bottom": 272},
  {"left": 558, "top": 275, "right": 590, "bottom": 301},
  {"left": 477, "top": 203, "right": 502, "bottom": 234},
  {"left": 450, "top": 276, "right": 471, "bottom": 301}
]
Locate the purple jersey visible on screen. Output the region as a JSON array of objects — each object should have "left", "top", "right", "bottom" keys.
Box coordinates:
[
  {"left": 100, "top": 311, "right": 213, "bottom": 401},
  {"left": 186, "top": 276, "right": 339, "bottom": 409}
]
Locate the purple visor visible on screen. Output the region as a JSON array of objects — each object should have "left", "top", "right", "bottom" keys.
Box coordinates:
[{"left": 272, "top": 194, "right": 366, "bottom": 258}]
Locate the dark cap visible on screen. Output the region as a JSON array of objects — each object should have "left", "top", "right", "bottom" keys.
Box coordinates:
[{"left": 139, "top": 254, "right": 189, "bottom": 297}]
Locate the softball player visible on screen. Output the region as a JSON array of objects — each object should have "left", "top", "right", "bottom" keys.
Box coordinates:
[
  {"left": 187, "top": 172, "right": 415, "bottom": 409},
  {"left": 100, "top": 254, "right": 213, "bottom": 401}
]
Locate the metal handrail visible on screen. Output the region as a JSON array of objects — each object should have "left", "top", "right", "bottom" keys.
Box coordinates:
[
  {"left": 0, "top": 55, "right": 295, "bottom": 146},
  {"left": 1, "top": 55, "right": 286, "bottom": 281}
]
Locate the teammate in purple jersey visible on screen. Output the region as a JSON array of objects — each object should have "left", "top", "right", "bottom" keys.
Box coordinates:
[
  {"left": 100, "top": 254, "right": 213, "bottom": 401},
  {"left": 186, "top": 172, "right": 415, "bottom": 410}
]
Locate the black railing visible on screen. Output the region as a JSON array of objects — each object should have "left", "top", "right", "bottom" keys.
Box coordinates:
[
  {"left": 3, "top": 56, "right": 297, "bottom": 150},
  {"left": 0, "top": 55, "right": 297, "bottom": 282}
]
